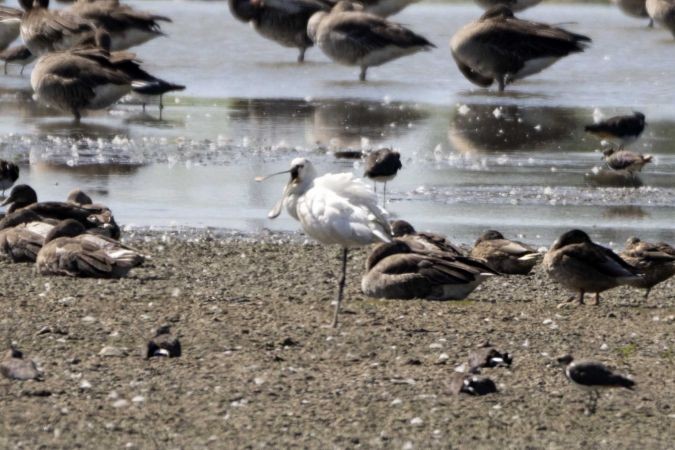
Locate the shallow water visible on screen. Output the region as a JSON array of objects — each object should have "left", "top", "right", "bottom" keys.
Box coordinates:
[{"left": 0, "top": 1, "right": 673, "bottom": 246}]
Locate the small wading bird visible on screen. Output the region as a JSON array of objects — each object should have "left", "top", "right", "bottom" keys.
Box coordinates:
[
  {"left": 544, "top": 229, "right": 642, "bottom": 306},
  {"left": 602, "top": 148, "right": 653, "bottom": 175},
  {"left": 0, "top": 45, "right": 36, "bottom": 75},
  {"left": 557, "top": 354, "right": 635, "bottom": 415},
  {"left": 258, "top": 157, "right": 391, "bottom": 327},
  {"left": 470, "top": 230, "right": 542, "bottom": 275},
  {"left": 450, "top": 6, "right": 590, "bottom": 92},
  {"left": 0, "top": 159, "right": 19, "bottom": 196},
  {"left": 620, "top": 237, "right": 675, "bottom": 298},
  {"left": 146, "top": 325, "right": 181, "bottom": 358},
  {"left": 474, "top": 0, "right": 543, "bottom": 13},
  {"left": 308, "top": 1, "right": 434, "bottom": 81},
  {"left": 363, "top": 148, "right": 401, "bottom": 206},
  {"left": 228, "top": 0, "right": 332, "bottom": 63},
  {"left": 67, "top": 0, "right": 172, "bottom": 51},
  {"left": 585, "top": 111, "right": 646, "bottom": 148},
  {"left": 646, "top": 0, "right": 675, "bottom": 36},
  {"left": 0, "top": 5, "right": 22, "bottom": 52}
]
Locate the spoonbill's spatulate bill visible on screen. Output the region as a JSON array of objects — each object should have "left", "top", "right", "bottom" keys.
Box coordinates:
[{"left": 259, "top": 157, "right": 391, "bottom": 327}]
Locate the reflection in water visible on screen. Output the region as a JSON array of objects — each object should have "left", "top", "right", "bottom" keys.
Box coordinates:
[
  {"left": 226, "top": 97, "right": 428, "bottom": 149},
  {"left": 448, "top": 104, "right": 581, "bottom": 154},
  {"left": 35, "top": 120, "right": 129, "bottom": 139},
  {"left": 602, "top": 205, "right": 649, "bottom": 219}
]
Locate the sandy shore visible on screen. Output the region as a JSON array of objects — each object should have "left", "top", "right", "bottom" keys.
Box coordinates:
[{"left": 0, "top": 229, "right": 673, "bottom": 448}]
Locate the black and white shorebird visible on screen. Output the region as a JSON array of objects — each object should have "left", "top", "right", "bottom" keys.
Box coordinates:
[
  {"left": 450, "top": 6, "right": 590, "bottom": 92},
  {"left": 557, "top": 355, "right": 635, "bottom": 414},
  {"left": 364, "top": 148, "right": 401, "bottom": 206},
  {"left": 0, "top": 45, "right": 36, "bottom": 76},
  {"left": 0, "top": 160, "right": 19, "bottom": 196},
  {"left": 602, "top": 148, "right": 653, "bottom": 175},
  {"left": 146, "top": 325, "right": 181, "bottom": 358},
  {"left": 585, "top": 112, "right": 646, "bottom": 148},
  {"left": 308, "top": 1, "right": 434, "bottom": 81}
]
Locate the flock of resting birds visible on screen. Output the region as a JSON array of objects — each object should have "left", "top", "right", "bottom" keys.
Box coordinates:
[
  {"left": 0, "top": 0, "right": 673, "bottom": 411},
  {"left": 1, "top": 0, "right": 675, "bottom": 120}
]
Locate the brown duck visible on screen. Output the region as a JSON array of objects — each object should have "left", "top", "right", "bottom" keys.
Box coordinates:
[
  {"left": 470, "top": 230, "right": 542, "bottom": 275},
  {"left": 620, "top": 237, "right": 675, "bottom": 298}
]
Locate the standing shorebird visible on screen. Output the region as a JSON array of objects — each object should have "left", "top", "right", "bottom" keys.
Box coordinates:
[
  {"left": 543, "top": 229, "right": 641, "bottom": 306},
  {"left": 364, "top": 148, "right": 401, "bottom": 206},
  {"left": 602, "top": 149, "right": 653, "bottom": 175},
  {"left": 259, "top": 157, "right": 391, "bottom": 327},
  {"left": 0, "top": 45, "right": 36, "bottom": 75},
  {"left": 620, "top": 237, "right": 675, "bottom": 298},
  {"left": 585, "top": 112, "right": 646, "bottom": 148},
  {"left": 450, "top": 6, "right": 590, "bottom": 92},
  {"left": 308, "top": 1, "right": 434, "bottom": 81},
  {"left": 557, "top": 355, "right": 635, "bottom": 415},
  {"left": 0, "top": 160, "right": 19, "bottom": 196}
]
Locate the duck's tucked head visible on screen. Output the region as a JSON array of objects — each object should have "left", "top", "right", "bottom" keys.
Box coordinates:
[
  {"left": 633, "top": 111, "right": 645, "bottom": 123},
  {"left": 67, "top": 189, "right": 94, "bottom": 206},
  {"left": 481, "top": 5, "right": 515, "bottom": 21},
  {"left": 1, "top": 184, "right": 38, "bottom": 212},
  {"left": 44, "top": 219, "right": 86, "bottom": 243},
  {"left": 18, "top": 0, "right": 34, "bottom": 11},
  {"left": 228, "top": 0, "right": 262, "bottom": 22},
  {"left": 625, "top": 236, "right": 641, "bottom": 248},
  {"left": 602, "top": 148, "right": 616, "bottom": 158},
  {"left": 390, "top": 220, "right": 416, "bottom": 237},
  {"left": 552, "top": 229, "right": 592, "bottom": 249},
  {"left": 366, "top": 240, "right": 413, "bottom": 271},
  {"left": 332, "top": 1, "right": 363, "bottom": 13},
  {"left": 476, "top": 230, "right": 505, "bottom": 244},
  {"left": 556, "top": 354, "right": 574, "bottom": 366}
]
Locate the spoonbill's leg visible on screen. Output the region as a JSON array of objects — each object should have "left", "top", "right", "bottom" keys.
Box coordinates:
[{"left": 330, "top": 247, "right": 349, "bottom": 328}]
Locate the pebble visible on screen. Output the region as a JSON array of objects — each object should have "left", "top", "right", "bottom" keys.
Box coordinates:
[
  {"left": 410, "top": 417, "right": 424, "bottom": 426},
  {"left": 99, "top": 346, "right": 128, "bottom": 357},
  {"left": 112, "top": 399, "right": 129, "bottom": 408}
]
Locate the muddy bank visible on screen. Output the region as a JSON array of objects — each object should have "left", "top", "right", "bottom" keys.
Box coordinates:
[{"left": 0, "top": 229, "right": 673, "bottom": 448}]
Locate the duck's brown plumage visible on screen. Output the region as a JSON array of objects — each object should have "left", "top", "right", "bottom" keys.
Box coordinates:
[
  {"left": 620, "top": 237, "right": 675, "bottom": 298},
  {"left": 0, "top": 346, "right": 43, "bottom": 381},
  {"left": 36, "top": 219, "right": 144, "bottom": 278},
  {"left": 0, "top": 220, "right": 55, "bottom": 262},
  {"left": 450, "top": 6, "right": 591, "bottom": 91},
  {"left": 470, "top": 230, "right": 541, "bottom": 275},
  {"left": 0, "top": 185, "right": 120, "bottom": 238},
  {"left": 362, "top": 239, "right": 497, "bottom": 300},
  {"left": 543, "top": 229, "right": 641, "bottom": 305},
  {"left": 390, "top": 219, "right": 465, "bottom": 256},
  {"left": 19, "top": 0, "right": 96, "bottom": 56}
]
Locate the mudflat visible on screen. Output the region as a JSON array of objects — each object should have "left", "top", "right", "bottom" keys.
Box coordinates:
[{"left": 0, "top": 230, "right": 673, "bottom": 448}]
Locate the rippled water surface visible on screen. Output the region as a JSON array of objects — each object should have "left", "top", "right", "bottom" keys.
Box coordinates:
[{"left": 0, "top": 1, "right": 673, "bottom": 246}]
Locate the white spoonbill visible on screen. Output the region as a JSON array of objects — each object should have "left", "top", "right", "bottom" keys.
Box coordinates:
[{"left": 258, "top": 157, "right": 391, "bottom": 327}]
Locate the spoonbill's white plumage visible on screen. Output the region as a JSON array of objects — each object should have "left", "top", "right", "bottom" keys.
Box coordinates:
[{"left": 262, "top": 157, "right": 391, "bottom": 327}]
